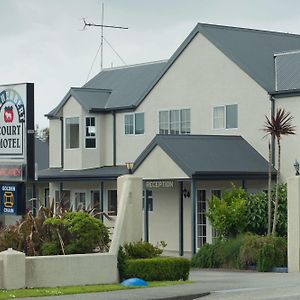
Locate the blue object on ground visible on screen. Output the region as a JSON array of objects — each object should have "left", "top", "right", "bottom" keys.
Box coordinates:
[{"left": 121, "top": 278, "right": 148, "bottom": 286}]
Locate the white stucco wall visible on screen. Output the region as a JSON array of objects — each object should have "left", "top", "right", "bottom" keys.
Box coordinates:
[
  {"left": 275, "top": 96, "right": 300, "bottom": 181},
  {"left": 63, "top": 97, "right": 83, "bottom": 170},
  {"left": 49, "top": 119, "right": 61, "bottom": 168},
  {"left": 134, "top": 146, "right": 189, "bottom": 179},
  {"left": 115, "top": 32, "right": 270, "bottom": 165}
]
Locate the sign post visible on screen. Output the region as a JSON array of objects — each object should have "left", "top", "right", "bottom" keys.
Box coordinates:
[{"left": 0, "top": 83, "right": 34, "bottom": 216}]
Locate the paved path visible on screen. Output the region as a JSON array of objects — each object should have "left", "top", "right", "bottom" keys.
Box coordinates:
[{"left": 19, "top": 269, "right": 300, "bottom": 300}]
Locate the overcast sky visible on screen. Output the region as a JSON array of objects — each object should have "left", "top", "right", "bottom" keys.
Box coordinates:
[{"left": 1, "top": 0, "right": 300, "bottom": 128}]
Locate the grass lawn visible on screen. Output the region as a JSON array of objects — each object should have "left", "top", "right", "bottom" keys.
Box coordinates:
[{"left": 0, "top": 281, "right": 192, "bottom": 299}]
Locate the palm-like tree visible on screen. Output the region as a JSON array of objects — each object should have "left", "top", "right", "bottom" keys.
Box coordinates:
[{"left": 264, "top": 108, "right": 296, "bottom": 235}]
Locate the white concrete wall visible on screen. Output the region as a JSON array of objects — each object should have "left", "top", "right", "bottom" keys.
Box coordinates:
[
  {"left": 134, "top": 146, "right": 189, "bottom": 179},
  {"left": 26, "top": 253, "right": 118, "bottom": 287},
  {"left": 287, "top": 176, "right": 300, "bottom": 272},
  {"left": 110, "top": 175, "right": 143, "bottom": 254},
  {"left": 115, "top": 32, "right": 270, "bottom": 165},
  {"left": 49, "top": 119, "right": 62, "bottom": 168},
  {"left": 275, "top": 96, "right": 300, "bottom": 182},
  {"left": 63, "top": 97, "right": 83, "bottom": 170}
]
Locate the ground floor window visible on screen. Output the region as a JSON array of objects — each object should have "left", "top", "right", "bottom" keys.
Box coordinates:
[
  {"left": 197, "top": 190, "right": 206, "bottom": 248},
  {"left": 108, "top": 190, "right": 117, "bottom": 216},
  {"left": 75, "top": 192, "right": 86, "bottom": 210},
  {"left": 143, "top": 190, "right": 153, "bottom": 211}
]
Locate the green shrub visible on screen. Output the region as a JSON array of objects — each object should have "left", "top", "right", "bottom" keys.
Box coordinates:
[
  {"left": 239, "top": 234, "right": 287, "bottom": 270},
  {"left": 191, "top": 242, "right": 223, "bottom": 268},
  {"left": 257, "top": 243, "right": 275, "bottom": 272},
  {"left": 122, "top": 240, "right": 163, "bottom": 259},
  {"left": 43, "top": 211, "right": 110, "bottom": 255},
  {"left": 41, "top": 242, "right": 60, "bottom": 256},
  {"left": 207, "top": 185, "right": 248, "bottom": 237},
  {"left": 123, "top": 257, "right": 190, "bottom": 281},
  {"left": 245, "top": 184, "right": 287, "bottom": 236},
  {"left": 191, "top": 236, "right": 245, "bottom": 269}
]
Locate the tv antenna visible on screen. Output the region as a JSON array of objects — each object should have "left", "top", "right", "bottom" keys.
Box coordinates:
[{"left": 82, "top": 3, "right": 128, "bottom": 71}]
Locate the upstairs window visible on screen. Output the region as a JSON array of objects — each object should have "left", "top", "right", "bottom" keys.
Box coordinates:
[
  {"left": 213, "top": 104, "right": 238, "bottom": 129},
  {"left": 159, "top": 109, "right": 191, "bottom": 134},
  {"left": 66, "top": 117, "right": 79, "bottom": 149},
  {"left": 85, "top": 117, "right": 96, "bottom": 148},
  {"left": 124, "top": 113, "right": 144, "bottom": 135}
]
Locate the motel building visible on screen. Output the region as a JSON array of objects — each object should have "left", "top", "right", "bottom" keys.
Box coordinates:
[{"left": 37, "top": 23, "right": 300, "bottom": 256}]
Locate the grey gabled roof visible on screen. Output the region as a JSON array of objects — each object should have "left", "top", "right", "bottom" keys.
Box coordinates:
[
  {"left": 47, "top": 23, "right": 300, "bottom": 118},
  {"left": 38, "top": 166, "right": 127, "bottom": 181},
  {"left": 46, "top": 88, "right": 112, "bottom": 118},
  {"left": 134, "top": 134, "right": 274, "bottom": 179},
  {"left": 47, "top": 61, "right": 167, "bottom": 117}
]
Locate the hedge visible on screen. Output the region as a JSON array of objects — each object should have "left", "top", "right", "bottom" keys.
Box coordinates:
[{"left": 122, "top": 257, "right": 190, "bottom": 281}]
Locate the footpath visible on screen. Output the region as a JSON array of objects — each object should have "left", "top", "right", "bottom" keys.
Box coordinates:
[{"left": 19, "top": 269, "right": 300, "bottom": 300}]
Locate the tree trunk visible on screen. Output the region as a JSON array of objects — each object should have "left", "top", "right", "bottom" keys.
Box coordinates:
[
  {"left": 267, "top": 141, "right": 272, "bottom": 235},
  {"left": 272, "top": 138, "right": 280, "bottom": 235}
]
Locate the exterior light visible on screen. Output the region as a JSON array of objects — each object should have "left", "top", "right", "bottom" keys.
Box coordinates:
[
  {"left": 294, "top": 159, "right": 300, "bottom": 176},
  {"left": 125, "top": 162, "right": 134, "bottom": 174},
  {"left": 183, "top": 188, "right": 190, "bottom": 198}
]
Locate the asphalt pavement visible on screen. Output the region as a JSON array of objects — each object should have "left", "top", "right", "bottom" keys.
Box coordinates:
[{"left": 19, "top": 269, "right": 300, "bottom": 300}]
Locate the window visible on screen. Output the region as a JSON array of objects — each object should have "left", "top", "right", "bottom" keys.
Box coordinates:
[
  {"left": 75, "top": 192, "right": 86, "bottom": 210},
  {"left": 85, "top": 117, "right": 96, "bottom": 148},
  {"left": 124, "top": 113, "right": 144, "bottom": 135},
  {"left": 66, "top": 117, "right": 79, "bottom": 148},
  {"left": 108, "top": 190, "right": 117, "bottom": 216},
  {"left": 142, "top": 190, "right": 153, "bottom": 212},
  {"left": 213, "top": 104, "right": 238, "bottom": 129},
  {"left": 159, "top": 109, "right": 191, "bottom": 134}
]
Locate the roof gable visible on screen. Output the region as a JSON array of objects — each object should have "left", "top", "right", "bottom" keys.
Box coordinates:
[{"left": 134, "top": 134, "right": 274, "bottom": 178}]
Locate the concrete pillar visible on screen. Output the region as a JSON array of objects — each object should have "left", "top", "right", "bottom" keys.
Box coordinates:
[
  {"left": 288, "top": 176, "right": 300, "bottom": 272},
  {"left": 109, "top": 175, "right": 143, "bottom": 254},
  {"left": 0, "top": 248, "right": 25, "bottom": 289}
]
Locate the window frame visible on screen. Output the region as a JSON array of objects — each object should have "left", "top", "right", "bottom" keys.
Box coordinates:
[
  {"left": 124, "top": 112, "right": 145, "bottom": 135},
  {"left": 85, "top": 116, "right": 97, "bottom": 149},
  {"left": 158, "top": 108, "right": 191, "bottom": 135},
  {"left": 212, "top": 104, "right": 238, "bottom": 130},
  {"left": 65, "top": 117, "right": 80, "bottom": 149}
]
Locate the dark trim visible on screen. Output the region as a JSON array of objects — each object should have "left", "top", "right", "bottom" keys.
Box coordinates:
[
  {"left": 191, "top": 179, "right": 196, "bottom": 255},
  {"left": 179, "top": 182, "right": 184, "bottom": 256},
  {"left": 143, "top": 186, "right": 149, "bottom": 242},
  {"left": 37, "top": 176, "right": 122, "bottom": 182},
  {"left": 26, "top": 83, "right": 35, "bottom": 181},
  {"left": 192, "top": 172, "right": 275, "bottom": 180},
  {"left": 100, "top": 181, "right": 104, "bottom": 222},
  {"left": 270, "top": 96, "right": 275, "bottom": 166},
  {"left": 60, "top": 117, "right": 64, "bottom": 169},
  {"left": 113, "top": 111, "right": 116, "bottom": 166},
  {"left": 269, "top": 88, "right": 300, "bottom": 98}
]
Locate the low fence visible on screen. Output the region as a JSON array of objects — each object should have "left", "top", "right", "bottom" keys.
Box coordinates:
[{"left": 0, "top": 175, "right": 142, "bottom": 290}]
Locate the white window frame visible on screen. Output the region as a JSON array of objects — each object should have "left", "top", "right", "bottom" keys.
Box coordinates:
[
  {"left": 158, "top": 108, "right": 191, "bottom": 135},
  {"left": 85, "top": 116, "right": 97, "bottom": 149},
  {"left": 124, "top": 112, "right": 145, "bottom": 135},
  {"left": 212, "top": 104, "right": 238, "bottom": 130}
]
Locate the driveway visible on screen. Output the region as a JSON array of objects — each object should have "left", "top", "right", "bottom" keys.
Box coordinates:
[{"left": 19, "top": 269, "right": 300, "bottom": 300}]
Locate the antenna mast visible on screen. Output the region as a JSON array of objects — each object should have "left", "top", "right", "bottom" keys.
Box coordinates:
[{"left": 82, "top": 2, "right": 128, "bottom": 71}]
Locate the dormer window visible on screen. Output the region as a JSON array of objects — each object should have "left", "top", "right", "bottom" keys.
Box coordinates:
[
  {"left": 85, "top": 117, "right": 96, "bottom": 148},
  {"left": 66, "top": 117, "right": 79, "bottom": 149}
]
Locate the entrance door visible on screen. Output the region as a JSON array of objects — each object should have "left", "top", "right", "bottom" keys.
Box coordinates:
[{"left": 197, "top": 190, "right": 206, "bottom": 248}]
